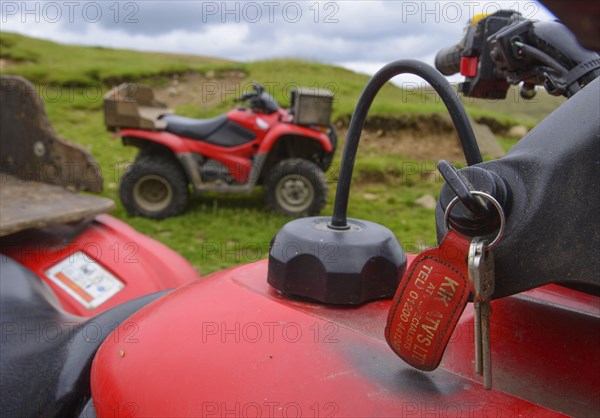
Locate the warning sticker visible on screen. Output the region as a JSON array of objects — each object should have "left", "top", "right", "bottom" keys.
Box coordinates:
[{"left": 45, "top": 252, "right": 125, "bottom": 310}]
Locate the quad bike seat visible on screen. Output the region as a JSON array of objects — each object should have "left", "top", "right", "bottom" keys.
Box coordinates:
[
  {"left": 162, "top": 114, "right": 257, "bottom": 147},
  {"left": 162, "top": 114, "right": 228, "bottom": 140},
  {"left": 0, "top": 256, "right": 167, "bottom": 417}
]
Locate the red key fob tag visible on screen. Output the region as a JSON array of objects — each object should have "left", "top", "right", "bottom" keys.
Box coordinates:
[{"left": 385, "top": 230, "right": 471, "bottom": 371}]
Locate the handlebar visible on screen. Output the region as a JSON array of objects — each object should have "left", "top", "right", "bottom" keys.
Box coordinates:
[
  {"left": 437, "top": 10, "right": 600, "bottom": 99},
  {"left": 434, "top": 45, "right": 462, "bottom": 76},
  {"left": 234, "top": 93, "right": 254, "bottom": 103},
  {"left": 233, "top": 82, "right": 281, "bottom": 114},
  {"left": 234, "top": 82, "right": 265, "bottom": 103}
]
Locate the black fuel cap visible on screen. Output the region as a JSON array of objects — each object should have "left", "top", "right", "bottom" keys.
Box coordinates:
[{"left": 268, "top": 217, "right": 406, "bottom": 305}]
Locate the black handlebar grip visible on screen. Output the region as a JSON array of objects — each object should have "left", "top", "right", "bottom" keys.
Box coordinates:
[{"left": 435, "top": 45, "right": 462, "bottom": 76}]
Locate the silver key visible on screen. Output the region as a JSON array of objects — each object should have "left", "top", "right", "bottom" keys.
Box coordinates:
[
  {"left": 468, "top": 240, "right": 484, "bottom": 376},
  {"left": 468, "top": 237, "right": 495, "bottom": 389}
]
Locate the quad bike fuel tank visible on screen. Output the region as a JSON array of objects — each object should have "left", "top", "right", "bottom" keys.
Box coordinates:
[{"left": 91, "top": 260, "right": 600, "bottom": 417}]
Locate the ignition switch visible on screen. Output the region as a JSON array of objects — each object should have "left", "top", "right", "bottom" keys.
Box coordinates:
[{"left": 437, "top": 160, "right": 511, "bottom": 238}]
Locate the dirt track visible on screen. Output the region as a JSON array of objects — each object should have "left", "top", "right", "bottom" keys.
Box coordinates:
[{"left": 338, "top": 115, "right": 471, "bottom": 163}]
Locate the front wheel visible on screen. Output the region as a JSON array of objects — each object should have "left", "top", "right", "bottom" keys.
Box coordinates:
[
  {"left": 264, "top": 159, "right": 328, "bottom": 217},
  {"left": 119, "top": 156, "right": 189, "bottom": 219}
]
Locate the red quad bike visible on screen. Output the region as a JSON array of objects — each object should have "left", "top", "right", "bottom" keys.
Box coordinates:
[
  {"left": 2, "top": 5, "right": 600, "bottom": 418},
  {"left": 104, "top": 82, "right": 337, "bottom": 219},
  {"left": 0, "top": 76, "right": 200, "bottom": 415}
]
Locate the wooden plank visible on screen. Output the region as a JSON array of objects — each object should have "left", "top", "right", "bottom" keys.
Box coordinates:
[{"left": 0, "top": 174, "right": 115, "bottom": 237}]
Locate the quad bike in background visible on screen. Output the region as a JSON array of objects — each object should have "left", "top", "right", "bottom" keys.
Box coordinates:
[
  {"left": 0, "top": 76, "right": 200, "bottom": 415},
  {"left": 2, "top": 3, "right": 600, "bottom": 417},
  {"left": 104, "top": 82, "right": 337, "bottom": 219}
]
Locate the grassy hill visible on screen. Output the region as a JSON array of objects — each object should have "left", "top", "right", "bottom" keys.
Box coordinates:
[
  {"left": 1, "top": 32, "right": 564, "bottom": 124},
  {"left": 0, "top": 32, "right": 564, "bottom": 274},
  {"left": 0, "top": 32, "right": 233, "bottom": 85}
]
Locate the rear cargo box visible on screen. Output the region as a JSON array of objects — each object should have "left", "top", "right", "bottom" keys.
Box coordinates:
[
  {"left": 292, "top": 87, "right": 334, "bottom": 126},
  {"left": 104, "top": 83, "right": 173, "bottom": 130}
]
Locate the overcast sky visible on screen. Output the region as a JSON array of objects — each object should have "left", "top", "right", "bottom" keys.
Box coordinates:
[{"left": 1, "top": 1, "right": 554, "bottom": 84}]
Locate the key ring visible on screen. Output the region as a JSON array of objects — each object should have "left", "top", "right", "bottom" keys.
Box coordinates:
[{"left": 444, "top": 191, "right": 506, "bottom": 250}]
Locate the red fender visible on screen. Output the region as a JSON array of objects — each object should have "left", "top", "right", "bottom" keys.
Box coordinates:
[
  {"left": 118, "top": 129, "right": 257, "bottom": 183},
  {"left": 258, "top": 123, "right": 333, "bottom": 155},
  {"left": 117, "top": 129, "right": 193, "bottom": 153},
  {"left": 3, "top": 214, "right": 199, "bottom": 317}
]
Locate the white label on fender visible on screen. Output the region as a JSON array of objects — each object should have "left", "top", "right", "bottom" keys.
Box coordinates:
[
  {"left": 256, "top": 118, "right": 269, "bottom": 130},
  {"left": 45, "top": 252, "right": 125, "bottom": 310}
]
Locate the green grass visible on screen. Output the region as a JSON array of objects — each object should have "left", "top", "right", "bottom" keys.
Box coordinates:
[
  {"left": 461, "top": 88, "right": 565, "bottom": 127},
  {"left": 0, "top": 32, "right": 561, "bottom": 275},
  {"left": 0, "top": 32, "right": 235, "bottom": 85}
]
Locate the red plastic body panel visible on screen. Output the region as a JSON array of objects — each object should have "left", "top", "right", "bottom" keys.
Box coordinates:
[
  {"left": 257, "top": 122, "right": 333, "bottom": 155},
  {"left": 118, "top": 129, "right": 193, "bottom": 153},
  {"left": 91, "top": 258, "right": 599, "bottom": 417},
  {"left": 118, "top": 108, "right": 332, "bottom": 184},
  {"left": 1, "top": 214, "right": 200, "bottom": 317}
]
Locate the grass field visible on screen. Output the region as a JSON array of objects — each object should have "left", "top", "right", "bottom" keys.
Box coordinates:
[{"left": 0, "top": 32, "right": 562, "bottom": 274}]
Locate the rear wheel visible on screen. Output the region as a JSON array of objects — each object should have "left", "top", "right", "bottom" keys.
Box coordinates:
[
  {"left": 119, "top": 156, "right": 189, "bottom": 219},
  {"left": 264, "top": 159, "right": 328, "bottom": 217}
]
